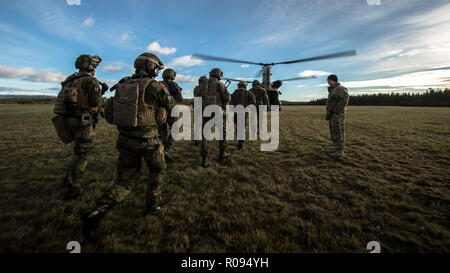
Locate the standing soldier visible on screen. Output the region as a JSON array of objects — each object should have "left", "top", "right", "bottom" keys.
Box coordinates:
[
  {"left": 53, "top": 54, "right": 107, "bottom": 200},
  {"left": 231, "top": 81, "right": 256, "bottom": 150},
  {"left": 250, "top": 80, "right": 269, "bottom": 115},
  {"left": 159, "top": 68, "right": 183, "bottom": 162},
  {"left": 326, "top": 74, "right": 349, "bottom": 158},
  {"left": 267, "top": 80, "right": 282, "bottom": 111},
  {"left": 81, "top": 53, "right": 175, "bottom": 241},
  {"left": 193, "top": 76, "right": 207, "bottom": 146},
  {"left": 200, "top": 68, "right": 231, "bottom": 167}
]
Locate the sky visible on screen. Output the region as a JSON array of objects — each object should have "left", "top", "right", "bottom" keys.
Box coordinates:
[{"left": 0, "top": 0, "right": 449, "bottom": 101}]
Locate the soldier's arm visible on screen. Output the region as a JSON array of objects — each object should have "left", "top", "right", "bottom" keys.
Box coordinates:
[
  {"left": 249, "top": 92, "right": 256, "bottom": 105},
  {"left": 82, "top": 77, "right": 103, "bottom": 107},
  {"left": 262, "top": 89, "right": 269, "bottom": 106},
  {"left": 170, "top": 81, "right": 184, "bottom": 103},
  {"left": 334, "top": 87, "right": 349, "bottom": 113},
  {"left": 220, "top": 83, "right": 231, "bottom": 104},
  {"left": 146, "top": 81, "right": 176, "bottom": 111}
]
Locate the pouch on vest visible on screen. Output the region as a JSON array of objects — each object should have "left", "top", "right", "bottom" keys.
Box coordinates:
[
  {"left": 156, "top": 107, "right": 167, "bottom": 125},
  {"left": 63, "top": 86, "right": 78, "bottom": 104},
  {"left": 54, "top": 89, "right": 66, "bottom": 115},
  {"left": 51, "top": 115, "right": 74, "bottom": 144}
]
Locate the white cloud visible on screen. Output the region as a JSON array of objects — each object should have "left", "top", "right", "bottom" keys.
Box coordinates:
[
  {"left": 241, "top": 64, "right": 250, "bottom": 68},
  {"left": 0, "top": 64, "right": 66, "bottom": 83},
  {"left": 331, "top": 69, "right": 450, "bottom": 90},
  {"left": 81, "top": 17, "right": 94, "bottom": 27},
  {"left": 146, "top": 41, "right": 176, "bottom": 55},
  {"left": 0, "top": 64, "right": 36, "bottom": 78},
  {"left": 24, "top": 70, "right": 67, "bottom": 83},
  {"left": 167, "top": 55, "right": 204, "bottom": 67},
  {"left": 176, "top": 74, "right": 199, "bottom": 83},
  {"left": 298, "top": 70, "right": 331, "bottom": 77},
  {"left": 182, "top": 90, "right": 193, "bottom": 94},
  {"left": 66, "top": 0, "right": 81, "bottom": 5},
  {"left": 296, "top": 85, "right": 304, "bottom": 88},
  {"left": 102, "top": 62, "right": 133, "bottom": 73}
]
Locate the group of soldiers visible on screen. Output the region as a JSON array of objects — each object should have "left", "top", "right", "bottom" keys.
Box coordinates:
[{"left": 52, "top": 52, "right": 349, "bottom": 241}]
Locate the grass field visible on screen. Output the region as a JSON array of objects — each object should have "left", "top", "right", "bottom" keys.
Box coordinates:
[{"left": 0, "top": 104, "right": 449, "bottom": 253}]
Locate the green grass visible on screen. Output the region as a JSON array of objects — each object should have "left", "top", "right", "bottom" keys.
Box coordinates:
[{"left": 0, "top": 104, "right": 449, "bottom": 253}]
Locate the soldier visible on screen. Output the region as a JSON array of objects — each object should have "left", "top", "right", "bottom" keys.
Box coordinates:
[
  {"left": 53, "top": 54, "right": 107, "bottom": 200},
  {"left": 267, "top": 80, "right": 282, "bottom": 111},
  {"left": 193, "top": 76, "right": 207, "bottom": 146},
  {"left": 250, "top": 80, "right": 269, "bottom": 115},
  {"left": 159, "top": 68, "right": 183, "bottom": 162},
  {"left": 200, "top": 68, "right": 231, "bottom": 167},
  {"left": 326, "top": 74, "right": 349, "bottom": 158},
  {"left": 231, "top": 81, "right": 256, "bottom": 150},
  {"left": 81, "top": 53, "right": 175, "bottom": 241}
]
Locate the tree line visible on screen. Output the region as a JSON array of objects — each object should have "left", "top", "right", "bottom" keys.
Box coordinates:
[{"left": 306, "top": 88, "right": 450, "bottom": 107}]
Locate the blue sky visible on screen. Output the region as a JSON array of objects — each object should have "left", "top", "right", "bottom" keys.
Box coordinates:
[{"left": 0, "top": 0, "right": 450, "bottom": 100}]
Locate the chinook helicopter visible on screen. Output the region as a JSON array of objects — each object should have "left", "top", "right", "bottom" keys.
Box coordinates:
[{"left": 192, "top": 50, "right": 357, "bottom": 90}]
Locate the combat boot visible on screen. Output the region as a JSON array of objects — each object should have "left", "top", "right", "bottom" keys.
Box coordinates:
[
  {"left": 237, "top": 142, "right": 244, "bottom": 151},
  {"left": 81, "top": 203, "right": 113, "bottom": 242},
  {"left": 144, "top": 204, "right": 164, "bottom": 216},
  {"left": 202, "top": 156, "right": 211, "bottom": 168},
  {"left": 329, "top": 149, "right": 344, "bottom": 158},
  {"left": 62, "top": 171, "right": 81, "bottom": 200},
  {"left": 219, "top": 150, "right": 230, "bottom": 162}
]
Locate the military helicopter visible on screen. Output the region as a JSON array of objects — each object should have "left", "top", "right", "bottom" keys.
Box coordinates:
[{"left": 192, "top": 50, "right": 357, "bottom": 90}]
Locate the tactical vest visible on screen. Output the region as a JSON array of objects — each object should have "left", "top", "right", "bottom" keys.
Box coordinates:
[
  {"left": 111, "top": 78, "right": 158, "bottom": 127},
  {"left": 202, "top": 78, "right": 225, "bottom": 109},
  {"left": 251, "top": 86, "right": 264, "bottom": 105},
  {"left": 53, "top": 73, "right": 99, "bottom": 115},
  {"left": 232, "top": 89, "right": 249, "bottom": 106}
]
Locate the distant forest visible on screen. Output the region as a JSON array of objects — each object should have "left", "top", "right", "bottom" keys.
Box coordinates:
[
  {"left": 1, "top": 88, "right": 449, "bottom": 106},
  {"left": 306, "top": 88, "right": 450, "bottom": 107}
]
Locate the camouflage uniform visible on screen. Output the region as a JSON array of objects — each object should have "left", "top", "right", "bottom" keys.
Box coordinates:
[
  {"left": 326, "top": 82, "right": 349, "bottom": 155},
  {"left": 82, "top": 53, "right": 174, "bottom": 241},
  {"left": 231, "top": 82, "right": 256, "bottom": 150},
  {"left": 250, "top": 81, "right": 269, "bottom": 114},
  {"left": 200, "top": 69, "right": 231, "bottom": 167},
  {"left": 159, "top": 72, "right": 183, "bottom": 152},
  {"left": 59, "top": 69, "right": 105, "bottom": 199},
  {"left": 267, "top": 88, "right": 282, "bottom": 110},
  {"left": 98, "top": 77, "right": 175, "bottom": 210},
  {"left": 193, "top": 76, "right": 207, "bottom": 146}
]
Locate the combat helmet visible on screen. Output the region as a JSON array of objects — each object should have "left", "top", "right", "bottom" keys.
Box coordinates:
[
  {"left": 75, "top": 54, "right": 102, "bottom": 71},
  {"left": 252, "top": 80, "right": 261, "bottom": 86},
  {"left": 198, "top": 76, "right": 207, "bottom": 84},
  {"left": 271, "top": 80, "right": 282, "bottom": 89},
  {"left": 209, "top": 68, "right": 223, "bottom": 79},
  {"left": 237, "top": 81, "right": 247, "bottom": 89},
  {"left": 162, "top": 68, "right": 176, "bottom": 80},
  {"left": 134, "top": 53, "right": 164, "bottom": 76}
]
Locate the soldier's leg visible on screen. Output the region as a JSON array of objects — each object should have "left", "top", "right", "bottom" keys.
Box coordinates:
[
  {"left": 338, "top": 114, "right": 346, "bottom": 151},
  {"left": 63, "top": 121, "right": 95, "bottom": 199},
  {"left": 143, "top": 138, "right": 166, "bottom": 215},
  {"left": 82, "top": 135, "right": 142, "bottom": 241},
  {"left": 219, "top": 114, "right": 229, "bottom": 161},
  {"left": 328, "top": 114, "right": 344, "bottom": 158},
  {"left": 200, "top": 117, "right": 211, "bottom": 167},
  {"left": 99, "top": 135, "right": 142, "bottom": 206}
]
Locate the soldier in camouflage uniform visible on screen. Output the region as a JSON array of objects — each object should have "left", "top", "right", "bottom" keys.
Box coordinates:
[
  {"left": 159, "top": 68, "right": 183, "bottom": 161},
  {"left": 81, "top": 53, "right": 176, "bottom": 241},
  {"left": 55, "top": 54, "right": 107, "bottom": 200},
  {"left": 326, "top": 74, "right": 349, "bottom": 158},
  {"left": 250, "top": 80, "right": 269, "bottom": 115},
  {"left": 267, "top": 80, "right": 282, "bottom": 111},
  {"left": 231, "top": 81, "right": 256, "bottom": 150},
  {"left": 200, "top": 68, "right": 231, "bottom": 167},
  {"left": 193, "top": 76, "right": 207, "bottom": 146}
]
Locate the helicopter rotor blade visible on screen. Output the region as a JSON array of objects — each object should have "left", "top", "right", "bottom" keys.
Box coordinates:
[
  {"left": 223, "top": 77, "right": 253, "bottom": 83},
  {"left": 273, "top": 50, "right": 356, "bottom": 65},
  {"left": 278, "top": 76, "right": 317, "bottom": 82},
  {"left": 192, "top": 54, "right": 263, "bottom": 65}
]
